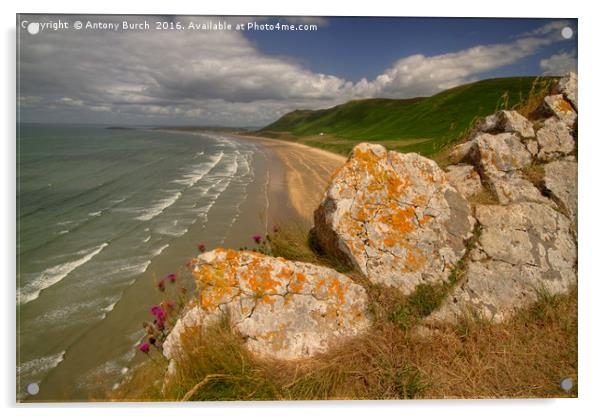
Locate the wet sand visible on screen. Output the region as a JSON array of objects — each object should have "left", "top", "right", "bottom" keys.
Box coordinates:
[{"left": 230, "top": 133, "right": 347, "bottom": 223}]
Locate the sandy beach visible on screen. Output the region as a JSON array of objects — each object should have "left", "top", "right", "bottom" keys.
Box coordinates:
[{"left": 229, "top": 133, "right": 347, "bottom": 222}]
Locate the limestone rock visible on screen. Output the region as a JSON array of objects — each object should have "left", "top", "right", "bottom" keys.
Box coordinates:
[
  {"left": 488, "top": 173, "right": 554, "bottom": 207},
  {"left": 536, "top": 117, "right": 575, "bottom": 161},
  {"left": 558, "top": 72, "right": 578, "bottom": 110},
  {"left": 163, "top": 249, "right": 371, "bottom": 369},
  {"left": 540, "top": 95, "right": 577, "bottom": 128},
  {"left": 427, "top": 202, "right": 576, "bottom": 323},
  {"left": 314, "top": 143, "right": 474, "bottom": 295},
  {"left": 475, "top": 110, "right": 535, "bottom": 138},
  {"left": 472, "top": 132, "right": 532, "bottom": 179},
  {"left": 445, "top": 164, "right": 483, "bottom": 199},
  {"left": 544, "top": 159, "right": 578, "bottom": 224}
]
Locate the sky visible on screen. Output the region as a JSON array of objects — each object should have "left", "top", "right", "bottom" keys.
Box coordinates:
[{"left": 17, "top": 15, "right": 578, "bottom": 127}]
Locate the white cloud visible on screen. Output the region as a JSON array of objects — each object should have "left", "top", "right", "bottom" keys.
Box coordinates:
[
  {"left": 18, "top": 16, "right": 574, "bottom": 126},
  {"left": 540, "top": 50, "right": 577, "bottom": 75}
]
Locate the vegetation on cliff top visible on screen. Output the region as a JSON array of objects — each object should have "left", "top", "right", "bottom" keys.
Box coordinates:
[{"left": 258, "top": 76, "right": 553, "bottom": 156}]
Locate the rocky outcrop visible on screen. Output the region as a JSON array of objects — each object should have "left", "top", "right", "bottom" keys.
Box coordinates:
[
  {"left": 427, "top": 72, "right": 578, "bottom": 325},
  {"left": 163, "top": 249, "right": 371, "bottom": 372},
  {"left": 313, "top": 143, "right": 474, "bottom": 295},
  {"left": 427, "top": 202, "right": 576, "bottom": 323}
]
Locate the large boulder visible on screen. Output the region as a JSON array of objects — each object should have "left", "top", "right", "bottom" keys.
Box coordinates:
[
  {"left": 427, "top": 202, "right": 576, "bottom": 324},
  {"left": 163, "top": 249, "right": 371, "bottom": 372},
  {"left": 557, "top": 72, "right": 578, "bottom": 110},
  {"left": 544, "top": 159, "right": 578, "bottom": 225},
  {"left": 313, "top": 143, "right": 474, "bottom": 295},
  {"left": 536, "top": 117, "right": 575, "bottom": 161}
]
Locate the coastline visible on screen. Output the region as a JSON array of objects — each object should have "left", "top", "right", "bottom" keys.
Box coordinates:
[{"left": 158, "top": 128, "right": 347, "bottom": 222}]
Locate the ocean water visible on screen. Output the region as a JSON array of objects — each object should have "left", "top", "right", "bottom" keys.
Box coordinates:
[{"left": 16, "top": 124, "right": 276, "bottom": 400}]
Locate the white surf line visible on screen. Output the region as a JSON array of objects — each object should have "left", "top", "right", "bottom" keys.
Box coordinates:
[{"left": 18, "top": 242, "right": 109, "bottom": 305}]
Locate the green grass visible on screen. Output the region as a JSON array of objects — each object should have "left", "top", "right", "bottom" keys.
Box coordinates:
[{"left": 259, "top": 77, "right": 553, "bottom": 156}]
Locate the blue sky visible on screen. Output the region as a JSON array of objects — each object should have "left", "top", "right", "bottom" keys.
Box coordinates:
[
  {"left": 18, "top": 15, "right": 577, "bottom": 126},
  {"left": 248, "top": 17, "right": 577, "bottom": 82}
]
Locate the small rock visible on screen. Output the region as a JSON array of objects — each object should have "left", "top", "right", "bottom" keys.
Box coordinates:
[
  {"left": 558, "top": 72, "right": 578, "bottom": 110},
  {"left": 163, "top": 249, "right": 371, "bottom": 371},
  {"left": 536, "top": 117, "right": 575, "bottom": 161},
  {"left": 472, "top": 132, "right": 532, "bottom": 179},
  {"left": 445, "top": 164, "right": 483, "bottom": 199},
  {"left": 449, "top": 141, "right": 475, "bottom": 162},
  {"left": 314, "top": 143, "right": 475, "bottom": 295},
  {"left": 475, "top": 110, "right": 535, "bottom": 139},
  {"left": 427, "top": 202, "right": 576, "bottom": 324},
  {"left": 540, "top": 95, "right": 577, "bottom": 128},
  {"left": 544, "top": 159, "right": 577, "bottom": 225}
]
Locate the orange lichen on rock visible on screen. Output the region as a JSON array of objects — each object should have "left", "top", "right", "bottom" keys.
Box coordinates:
[
  {"left": 166, "top": 248, "right": 371, "bottom": 361},
  {"left": 313, "top": 143, "right": 475, "bottom": 294}
]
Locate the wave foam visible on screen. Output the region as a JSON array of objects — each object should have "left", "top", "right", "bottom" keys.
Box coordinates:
[
  {"left": 136, "top": 191, "right": 182, "bottom": 221},
  {"left": 18, "top": 243, "right": 109, "bottom": 305}
]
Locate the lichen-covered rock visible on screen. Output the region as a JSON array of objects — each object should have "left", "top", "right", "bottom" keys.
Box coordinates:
[
  {"left": 540, "top": 94, "right": 577, "bottom": 128},
  {"left": 536, "top": 117, "right": 575, "bottom": 161},
  {"left": 544, "top": 159, "right": 577, "bottom": 225},
  {"left": 488, "top": 173, "right": 554, "bottom": 207},
  {"left": 445, "top": 164, "right": 483, "bottom": 199},
  {"left": 163, "top": 249, "right": 371, "bottom": 371},
  {"left": 471, "top": 132, "right": 532, "bottom": 179},
  {"left": 427, "top": 202, "right": 576, "bottom": 324},
  {"left": 558, "top": 72, "right": 578, "bottom": 110},
  {"left": 314, "top": 143, "right": 474, "bottom": 295},
  {"left": 475, "top": 110, "right": 535, "bottom": 139}
]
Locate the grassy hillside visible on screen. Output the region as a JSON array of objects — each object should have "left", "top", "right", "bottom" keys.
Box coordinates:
[{"left": 259, "top": 77, "right": 553, "bottom": 156}]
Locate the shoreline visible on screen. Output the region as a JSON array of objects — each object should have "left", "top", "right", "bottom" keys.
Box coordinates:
[{"left": 157, "top": 128, "right": 347, "bottom": 222}]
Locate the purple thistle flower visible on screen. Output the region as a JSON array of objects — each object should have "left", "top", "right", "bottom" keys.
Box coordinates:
[
  {"left": 157, "top": 280, "right": 165, "bottom": 292},
  {"left": 197, "top": 243, "right": 206, "bottom": 253},
  {"left": 252, "top": 234, "right": 262, "bottom": 244},
  {"left": 138, "top": 342, "right": 150, "bottom": 353},
  {"left": 166, "top": 273, "right": 177, "bottom": 283},
  {"left": 150, "top": 305, "right": 166, "bottom": 321}
]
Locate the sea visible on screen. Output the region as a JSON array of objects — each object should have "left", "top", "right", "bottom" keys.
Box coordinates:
[{"left": 16, "top": 123, "right": 288, "bottom": 401}]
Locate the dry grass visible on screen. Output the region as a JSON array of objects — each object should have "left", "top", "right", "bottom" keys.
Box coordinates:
[
  {"left": 110, "top": 285, "right": 577, "bottom": 401},
  {"left": 514, "top": 77, "right": 556, "bottom": 118}
]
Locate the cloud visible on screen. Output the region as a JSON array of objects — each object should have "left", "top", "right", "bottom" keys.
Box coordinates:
[
  {"left": 540, "top": 50, "right": 577, "bottom": 75},
  {"left": 18, "top": 16, "right": 574, "bottom": 126}
]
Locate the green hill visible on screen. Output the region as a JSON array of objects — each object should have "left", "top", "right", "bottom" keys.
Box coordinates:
[{"left": 258, "top": 77, "right": 553, "bottom": 156}]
